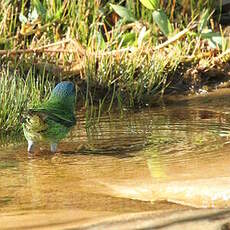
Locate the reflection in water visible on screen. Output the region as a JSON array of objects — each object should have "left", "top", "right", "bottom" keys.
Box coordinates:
[{"left": 2, "top": 94, "right": 230, "bottom": 228}]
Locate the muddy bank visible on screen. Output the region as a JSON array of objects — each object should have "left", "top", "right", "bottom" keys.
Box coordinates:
[
  {"left": 63, "top": 209, "right": 230, "bottom": 230},
  {"left": 72, "top": 61, "right": 230, "bottom": 108},
  {"left": 2, "top": 208, "right": 230, "bottom": 229}
]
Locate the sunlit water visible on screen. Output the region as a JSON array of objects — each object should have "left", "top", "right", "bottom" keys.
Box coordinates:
[{"left": 2, "top": 89, "right": 230, "bottom": 229}]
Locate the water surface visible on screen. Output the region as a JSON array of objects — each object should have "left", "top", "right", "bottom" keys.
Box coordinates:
[{"left": 2, "top": 89, "right": 230, "bottom": 229}]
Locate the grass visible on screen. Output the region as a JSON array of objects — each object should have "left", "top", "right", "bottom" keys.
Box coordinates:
[
  {"left": 84, "top": 46, "right": 182, "bottom": 107},
  {"left": 0, "top": 0, "right": 229, "bottom": 133},
  {"left": 0, "top": 65, "right": 54, "bottom": 133}
]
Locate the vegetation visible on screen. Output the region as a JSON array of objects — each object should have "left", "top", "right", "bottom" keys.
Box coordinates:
[
  {"left": 0, "top": 0, "right": 229, "bottom": 133},
  {"left": 0, "top": 65, "right": 54, "bottom": 132}
]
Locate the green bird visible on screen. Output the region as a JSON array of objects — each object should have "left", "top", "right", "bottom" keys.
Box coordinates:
[{"left": 22, "top": 81, "right": 76, "bottom": 153}]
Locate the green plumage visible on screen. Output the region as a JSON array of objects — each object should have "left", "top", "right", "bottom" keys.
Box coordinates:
[{"left": 22, "top": 81, "right": 76, "bottom": 152}]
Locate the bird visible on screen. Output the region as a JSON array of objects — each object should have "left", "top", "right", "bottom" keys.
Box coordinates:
[{"left": 22, "top": 81, "right": 76, "bottom": 153}]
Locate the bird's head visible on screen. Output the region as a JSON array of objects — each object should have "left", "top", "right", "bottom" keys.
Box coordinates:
[{"left": 49, "top": 81, "right": 76, "bottom": 111}]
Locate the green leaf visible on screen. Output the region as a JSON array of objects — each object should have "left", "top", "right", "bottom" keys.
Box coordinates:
[
  {"left": 19, "top": 13, "right": 27, "bottom": 23},
  {"left": 110, "top": 4, "right": 136, "bottom": 22},
  {"left": 198, "top": 9, "right": 212, "bottom": 33},
  {"left": 54, "top": 7, "right": 64, "bottom": 20},
  {"left": 152, "top": 9, "right": 173, "bottom": 37},
  {"left": 96, "top": 32, "right": 106, "bottom": 49},
  {"left": 201, "top": 31, "right": 225, "bottom": 49},
  {"left": 201, "top": 31, "right": 220, "bottom": 39},
  {"left": 119, "top": 32, "right": 136, "bottom": 47},
  {"left": 33, "top": 0, "right": 47, "bottom": 20},
  {"left": 139, "top": 0, "right": 159, "bottom": 10},
  {"left": 137, "top": 26, "right": 150, "bottom": 47},
  {"left": 208, "top": 36, "right": 223, "bottom": 49}
]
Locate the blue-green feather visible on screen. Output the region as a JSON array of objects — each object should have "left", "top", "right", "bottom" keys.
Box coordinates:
[{"left": 23, "top": 81, "right": 76, "bottom": 145}]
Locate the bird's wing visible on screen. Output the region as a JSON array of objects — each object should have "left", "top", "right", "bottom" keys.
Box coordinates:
[
  {"left": 23, "top": 110, "right": 48, "bottom": 133},
  {"left": 29, "top": 107, "right": 76, "bottom": 128}
]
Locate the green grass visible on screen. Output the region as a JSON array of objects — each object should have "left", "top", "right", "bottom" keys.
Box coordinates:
[
  {"left": 84, "top": 47, "right": 181, "bottom": 107},
  {"left": 0, "top": 65, "right": 54, "bottom": 133}
]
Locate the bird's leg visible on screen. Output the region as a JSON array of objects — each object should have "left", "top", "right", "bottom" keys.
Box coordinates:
[
  {"left": 27, "top": 140, "right": 34, "bottom": 153},
  {"left": 50, "top": 143, "right": 58, "bottom": 153}
]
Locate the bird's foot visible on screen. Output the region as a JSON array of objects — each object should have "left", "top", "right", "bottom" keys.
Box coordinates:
[
  {"left": 27, "top": 140, "right": 34, "bottom": 153},
  {"left": 50, "top": 143, "right": 58, "bottom": 153}
]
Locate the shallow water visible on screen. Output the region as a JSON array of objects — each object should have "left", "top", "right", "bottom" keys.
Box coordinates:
[{"left": 2, "top": 89, "right": 230, "bottom": 229}]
